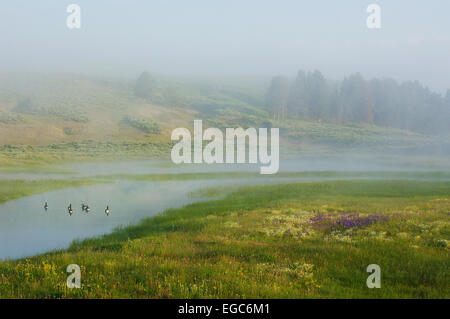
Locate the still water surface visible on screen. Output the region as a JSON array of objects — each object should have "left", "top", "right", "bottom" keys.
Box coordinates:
[
  {"left": 0, "top": 177, "right": 296, "bottom": 260},
  {"left": 1, "top": 158, "right": 448, "bottom": 260}
]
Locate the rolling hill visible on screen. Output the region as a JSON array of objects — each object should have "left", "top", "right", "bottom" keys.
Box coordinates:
[{"left": 0, "top": 72, "right": 447, "bottom": 166}]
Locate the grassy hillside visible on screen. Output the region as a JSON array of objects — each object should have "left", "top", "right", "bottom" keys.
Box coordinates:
[
  {"left": 0, "top": 180, "right": 448, "bottom": 298},
  {"left": 0, "top": 73, "right": 445, "bottom": 165},
  {"left": 0, "top": 74, "right": 196, "bottom": 145}
]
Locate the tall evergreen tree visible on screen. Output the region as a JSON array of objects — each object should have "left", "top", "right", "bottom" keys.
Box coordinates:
[
  {"left": 288, "top": 70, "right": 308, "bottom": 118},
  {"left": 305, "top": 70, "right": 330, "bottom": 120},
  {"left": 265, "top": 69, "right": 449, "bottom": 133},
  {"left": 265, "top": 76, "right": 290, "bottom": 120}
]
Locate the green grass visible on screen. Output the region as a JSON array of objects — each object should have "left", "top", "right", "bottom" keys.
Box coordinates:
[
  {"left": 0, "top": 180, "right": 448, "bottom": 298},
  {"left": 0, "top": 164, "right": 74, "bottom": 174},
  {"left": 106, "top": 171, "right": 450, "bottom": 182},
  {"left": 278, "top": 119, "right": 432, "bottom": 148},
  {"left": 0, "top": 141, "right": 173, "bottom": 166},
  {"left": 0, "top": 179, "right": 105, "bottom": 203}
]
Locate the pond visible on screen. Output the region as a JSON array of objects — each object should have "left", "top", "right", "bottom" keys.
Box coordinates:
[
  {"left": 0, "top": 156, "right": 448, "bottom": 260},
  {"left": 0, "top": 176, "right": 300, "bottom": 260}
]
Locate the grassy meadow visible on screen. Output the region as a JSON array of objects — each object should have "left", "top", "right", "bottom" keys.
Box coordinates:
[
  {"left": 0, "top": 179, "right": 448, "bottom": 298},
  {"left": 0, "top": 141, "right": 173, "bottom": 166},
  {"left": 0, "top": 74, "right": 449, "bottom": 299},
  {"left": 0, "top": 179, "right": 104, "bottom": 204}
]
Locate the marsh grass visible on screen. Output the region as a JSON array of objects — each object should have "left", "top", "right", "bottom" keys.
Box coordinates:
[
  {"left": 0, "top": 180, "right": 448, "bottom": 298},
  {"left": 0, "top": 164, "right": 74, "bottom": 174},
  {"left": 0, "top": 179, "right": 105, "bottom": 203},
  {"left": 103, "top": 171, "right": 450, "bottom": 182},
  {"left": 0, "top": 141, "right": 173, "bottom": 166}
]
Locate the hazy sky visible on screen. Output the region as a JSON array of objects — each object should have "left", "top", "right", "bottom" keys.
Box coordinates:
[{"left": 1, "top": 0, "right": 449, "bottom": 92}]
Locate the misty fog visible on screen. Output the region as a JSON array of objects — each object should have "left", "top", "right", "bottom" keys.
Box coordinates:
[
  {"left": 0, "top": 0, "right": 449, "bottom": 171},
  {"left": 0, "top": 0, "right": 449, "bottom": 93}
]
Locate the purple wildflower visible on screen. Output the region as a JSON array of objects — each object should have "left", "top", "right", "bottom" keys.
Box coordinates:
[{"left": 310, "top": 212, "right": 388, "bottom": 231}]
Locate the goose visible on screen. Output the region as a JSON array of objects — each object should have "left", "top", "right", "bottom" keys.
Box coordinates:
[
  {"left": 68, "top": 204, "right": 73, "bottom": 214},
  {"left": 44, "top": 202, "right": 48, "bottom": 210},
  {"left": 81, "top": 203, "right": 87, "bottom": 211},
  {"left": 85, "top": 205, "right": 90, "bottom": 212},
  {"left": 105, "top": 205, "right": 110, "bottom": 215}
]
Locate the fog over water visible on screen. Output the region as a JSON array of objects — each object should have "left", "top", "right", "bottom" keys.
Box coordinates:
[
  {"left": 1, "top": 155, "right": 449, "bottom": 181},
  {"left": 1, "top": 160, "right": 448, "bottom": 260},
  {"left": 0, "top": 1, "right": 449, "bottom": 261}
]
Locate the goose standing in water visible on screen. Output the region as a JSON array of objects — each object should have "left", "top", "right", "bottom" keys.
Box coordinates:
[
  {"left": 105, "top": 205, "right": 110, "bottom": 216},
  {"left": 68, "top": 204, "right": 73, "bottom": 215},
  {"left": 44, "top": 202, "right": 48, "bottom": 211},
  {"left": 85, "top": 205, "right": 90, "bottom": 212},
  {"left": 81, "top": 203, "right": 87, "bottom": 211}
]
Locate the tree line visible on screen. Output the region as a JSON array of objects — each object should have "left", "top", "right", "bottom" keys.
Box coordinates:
[{"left": 266, "top": 70, "right": 450, "bottom": 134}]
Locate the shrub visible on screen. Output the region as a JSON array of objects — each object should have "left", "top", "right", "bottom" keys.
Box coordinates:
[
  {"left": 0, "top": 111, "right": 25, "bottom": 124},
  {"left": 123, "top": 115, "right": 161, "bottom": 134}
]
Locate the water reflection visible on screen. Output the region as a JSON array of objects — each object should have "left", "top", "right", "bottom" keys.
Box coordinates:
[{"left": 0, "top": 177, "right": 291, "bottom": 260}]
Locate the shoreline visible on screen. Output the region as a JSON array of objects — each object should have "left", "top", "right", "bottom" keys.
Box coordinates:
[{"left": 0, "top": 179, "right": 448, "bottom": 298}]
